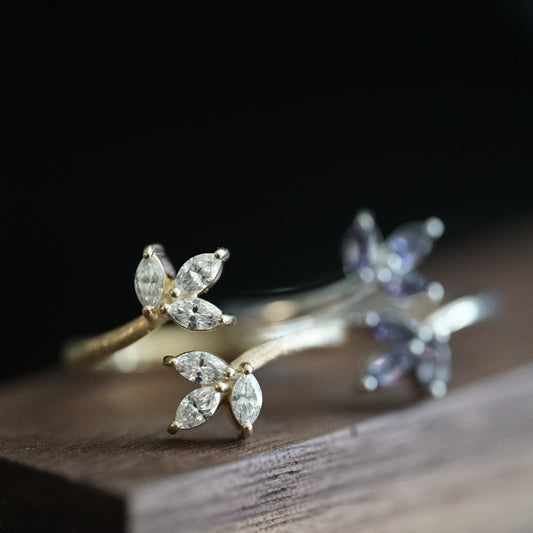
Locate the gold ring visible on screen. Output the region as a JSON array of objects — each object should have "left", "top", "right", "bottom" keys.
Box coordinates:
[{"left": 61, "top": 209, "right": 496, "bottom": 438}]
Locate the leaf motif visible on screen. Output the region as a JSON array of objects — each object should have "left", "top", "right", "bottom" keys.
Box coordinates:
[
  {"left": 174, "top": 351, "right": 228, "bottom": 384},
  {"left": 175, "top": 387, "right": 221, "bottom": 429},
  {"left": 168, "top": 297, "right": 222, "bottom": 330},
  {"left": 174, "top": 253, "right": 223, "bottom": 296}
]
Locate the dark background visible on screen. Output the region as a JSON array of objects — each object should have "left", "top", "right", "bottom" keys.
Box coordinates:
[{"left": 5, "top": 2, "right": 532, "bottom": 382}]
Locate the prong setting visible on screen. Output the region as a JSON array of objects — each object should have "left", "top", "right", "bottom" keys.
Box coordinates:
[
  {"left": 168, "top": 421, "right": 179, "bottom": 434},
  {"left": 361, "top": 374, "right": 378, "bottom": 391},
  {"left": 239, "top": 362, "right": 254, "bottom": 375},
  {"left": 215, "top": 380, "right": 229, "bottom": 393},
  {"left": 240, "top": 423, "right": 253, "bottom": 438},
  {"left": 142, "top": 245, "right": 154, "bottom": 259},
  {"left": 159, "top": 303, "right": 171, "bottom": 315},
  {"left": 425, "top": 217, "right": 445, "bottom": 239},
  {"left": 355, "top": 209, "right": 376, "bottom": 232},
  {"left": 163, "top": 355, "right": 177, "bottom": 367},
  {"left": 142, "top": 305, "right": 156, "bottom": 320},
  {"left": 169, "top": 287, "right": 180, "bottom": 298},
  {"left": 214, "top": 248, "right": 230, "bottom": 261},
  {"left": 220, "top": 314, "right": 237, "bottom": 326},
  {"left": 224, "top": 366, "right": 236, "bottom": 379}
]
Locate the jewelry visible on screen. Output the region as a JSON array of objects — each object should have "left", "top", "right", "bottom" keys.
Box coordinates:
[
  {"left": 359, "top": 292, "right": 495, "bottom": 398},
  {"left": 163, "top": 321, "right": 348, "bottom": 437},
  {"left": 62, "top": 210, "right": 496, "bottom": 438},
  {"left": 158, "top": 210, "right": 495, "bottom": 437},
  {"left": 63, "top": 245, "right": 236, "bottom": 368},
  {"left": 161, "top": 292, "right": 493, "bottom": 437}
]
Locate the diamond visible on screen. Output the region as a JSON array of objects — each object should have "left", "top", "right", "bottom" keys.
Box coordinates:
[
  {"left": 365, "top": 345, "right": 414, "bottom": 387},
  {"left": 342, "top": 211, "right": 383, "bottom": 275},
  {"left": 385, "top": 222, "right": 435, "bottom": 275},
  {"left": 168, "top": 297, "right": 222, "bottom": 330},
  {"left": 149, "top": 244, "right": 176, "bottom": 278},
  {"left": 415, "top": 340, "right": 452, "bottom": 385},
  {"left": 175, "top": 253, "right": 223, "bottom": 296},
  {"left": 372, "top": 315, "right": 414, "bottom": 343},
  {"left": 174, "top": 351, "right": 227, "bottom": 384},
  {"left": 134, "top": 255, "right": 165, "bottom": 307},
  {"left": 175, "top": 387, "right": 221, "bottom": 429},
  {"left": 231, "top": 374, "right": 263, "bottom": 426}
]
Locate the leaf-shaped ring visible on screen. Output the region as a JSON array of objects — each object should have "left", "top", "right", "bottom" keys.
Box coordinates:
[
  {"left": 63, "top": 244, "right": 236, "bottom": 369},
  {"left": 164, "top": 352, "right": 263, "bottom": 437}
]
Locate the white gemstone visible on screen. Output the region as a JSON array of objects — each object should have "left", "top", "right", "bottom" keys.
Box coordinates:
[
  {"left": 175, "top": 387, "right": 221, "bottom": 429},
  {"left": 175, "top": 253, "right": 223, "bottom": 296},
  {"left": 231, "top": 374, "right": 263, "bottom": 426},
  {"left": 134, "top": 255, "right": 165, "bottom": 307},
  {"left": 168, "top": 297, "right": 222, "bottom": 330},
  {"left": 175, "top": 351, "right": 227, "bottom": 384}
]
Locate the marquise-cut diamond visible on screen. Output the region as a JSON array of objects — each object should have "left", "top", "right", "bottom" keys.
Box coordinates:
[
  {"left": 415, "top": 340, "right": 452, "bottom": 385},
  {"left": 231, "top": 374, "right": 263, "bottom": 426},
  {"left": 175, "top": 253, "right": 223, "bottom": 296},
  {"left": 342, "top": 211, "right": 383, "bottom": 275},
  {"left": 175, "top": 351, "right": 227, "bottom": 384},
  {"left": 134, "top": 256, "right": 165, "bottom": 307},
  {"left": 365, "top": 346, "right": 414, "bottom": 387},
  {"left": 175, "top": 387, "right": 221, "bottom": 429},
  {"left": 385, "top": 222, "right": 435, "bottom": 275},
  {"left": 168, "top": 297, "right": 222, "bottom": 330}
]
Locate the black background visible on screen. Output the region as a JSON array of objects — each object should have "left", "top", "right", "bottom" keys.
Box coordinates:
[{"left": 6, "top": 2, "right": 532, "bottom": 382}]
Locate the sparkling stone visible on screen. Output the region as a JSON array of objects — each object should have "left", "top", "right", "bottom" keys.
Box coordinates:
[
  {"left": 175, "top": 351, "right": 227, "bottom": 384},
  {"left": 150, "top": 244, "right": 176, "bottom": 278},
  {"left": 381, "top": 270, "right": 428, "bottom": 297},
  {"left": 342, "top": 213, "right": 383, "bottom": 275},
  {"left": 372, "top": 315, "right": 414, "bottom": 343},
  {"left": 175, "top": 387, "right": 221, "bottom": 429},
  {"left": 415, "top": 340, "right": 452, "bottom": 385},
  {"left": 168, "top": 297, "right": 222, "bottom": 330},
  {"left": 134, "top": 255, "right": 165, "bottom": 307},
  {"left": 385, "top": 222, "right": 435, "bottom": 275},
  {"left": 231, "top": 374, "right": 263, "bottom": 426},
  {"left": 365, "top": 344, "right": 414, "bottom": 387},
  {"left": 175, "top": 253, "right": 223, "bottom": 296}
]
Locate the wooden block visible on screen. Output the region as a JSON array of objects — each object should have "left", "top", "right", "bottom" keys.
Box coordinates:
[{"left": 1, "top": 217, "right": 532, "bottom": 532}]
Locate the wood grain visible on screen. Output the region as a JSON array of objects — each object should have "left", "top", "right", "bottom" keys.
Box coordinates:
[{"left": 1, "top": 216, "right": 532, "bottom": 532}]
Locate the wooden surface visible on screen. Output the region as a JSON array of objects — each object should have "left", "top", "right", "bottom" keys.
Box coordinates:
[{"left": 1, "top": 216, "right": 532, "bottom": 532}]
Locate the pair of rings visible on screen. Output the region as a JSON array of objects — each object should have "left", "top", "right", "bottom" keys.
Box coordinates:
[{"left": 63, "top": 209, "right": 495, "bottom": 438}]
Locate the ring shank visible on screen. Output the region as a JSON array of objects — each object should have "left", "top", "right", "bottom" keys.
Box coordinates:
[
  {"left": 62, "top": 276, "right": 496, "bottom": 374},
  {"left": 63, "top": 314, "right": 169, "bottom": 369}
]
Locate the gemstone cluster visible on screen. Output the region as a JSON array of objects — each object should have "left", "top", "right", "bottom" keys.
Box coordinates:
[
  {"left": 165, "top": 351, "right": 263, "bottom": 433},
  {"left": 342, "top": 210, "right": 444, "bottom": 297},
  {"left": 342, "top": 210, "right": 452, "bottom": 397},
  {"left": 363, "top": 313, "right": 452, "bottom": 397},
  {"left": 134, "top": 245, "right": 232, "bottom": 331}
]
